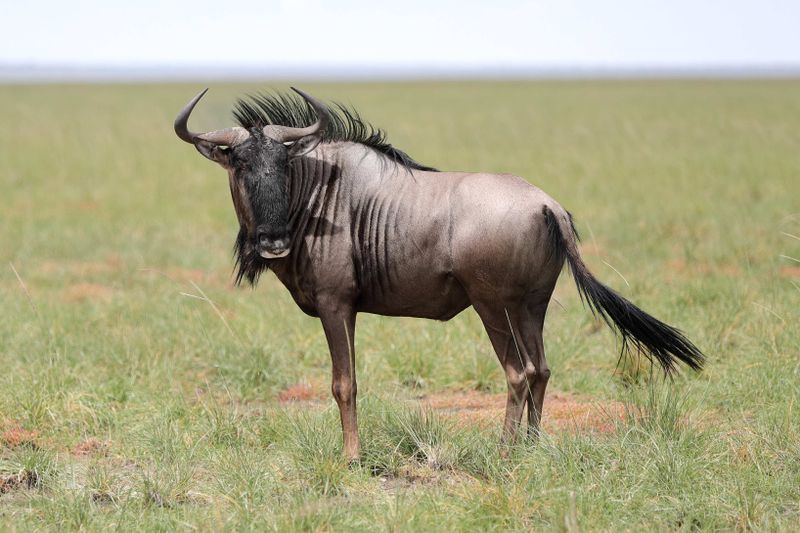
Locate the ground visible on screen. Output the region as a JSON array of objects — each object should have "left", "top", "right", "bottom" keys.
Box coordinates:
[
  {"left": 0, "top": 80, "right": 798, "bottom": 531},
  {"left": 276, "top": 383, "right": 624, "bottom": 433}
]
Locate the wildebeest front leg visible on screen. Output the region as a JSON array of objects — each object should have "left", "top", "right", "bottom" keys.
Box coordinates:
[{"left": 318, "top": 305, "right": 359, "bottom": 461}]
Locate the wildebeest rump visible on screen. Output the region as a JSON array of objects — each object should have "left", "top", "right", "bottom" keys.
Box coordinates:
[{"left": 174, "top": 88, "right": 704, "bottom": 460}]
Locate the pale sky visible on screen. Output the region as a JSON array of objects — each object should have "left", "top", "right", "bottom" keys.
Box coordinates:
[{"left": 1, "top": 0, "right": 798, "bottom": 72}]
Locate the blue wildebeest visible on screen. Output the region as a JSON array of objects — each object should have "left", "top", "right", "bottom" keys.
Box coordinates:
[{"left": 175, "top": 88, "right": 704, "bottom": 460}]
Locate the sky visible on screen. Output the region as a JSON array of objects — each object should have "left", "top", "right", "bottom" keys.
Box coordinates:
[{"left": 1, "top": 0, "right": 798, "bottom": 76}]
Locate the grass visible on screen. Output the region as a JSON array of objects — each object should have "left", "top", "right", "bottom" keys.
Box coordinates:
[{"left": 0, "top": 79, "right": 798, "bottom": 530}]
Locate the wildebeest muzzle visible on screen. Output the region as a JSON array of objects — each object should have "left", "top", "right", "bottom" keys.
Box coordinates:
[{"left": 256, "top": 226, "right": 290, "bottom": 258}]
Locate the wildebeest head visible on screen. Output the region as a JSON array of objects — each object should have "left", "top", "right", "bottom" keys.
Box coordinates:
[{"left": 174, "top": 88, "right": 330, "bottom": 282}]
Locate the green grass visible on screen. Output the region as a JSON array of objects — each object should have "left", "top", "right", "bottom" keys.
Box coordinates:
[{"left": 1, "top": 80, "right": 798, "bottom": 530}]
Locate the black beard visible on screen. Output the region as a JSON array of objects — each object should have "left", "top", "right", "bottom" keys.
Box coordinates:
[{"left": 233, "top": 227, "right": 269, "bottom": 286}]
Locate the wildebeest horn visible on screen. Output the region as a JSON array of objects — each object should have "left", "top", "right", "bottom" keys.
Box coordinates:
[
  {"left": 174, "top": 88, "right": 250, "bottom": 147},
  {"left": 262, "top": 87, "right": 331, "bottom": 143}
]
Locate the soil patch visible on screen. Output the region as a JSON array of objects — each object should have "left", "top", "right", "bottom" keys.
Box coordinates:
[
  {"left": 62, "top": 283, "right": 114, "bottom": 302},
  {"left": 74, "top": 437, "right": 109, "bottom": 456},
  {"left": 417, "top": 390, "right": 624, "bottom": 434},
  {"left": 780, "top": 266, "right": 800, "bottom": 278},
  {"left": 277, "top": 385, "right": 622, "bottom": 434},
  {"left": 167, "top": 267, "right": 211, "bottom": 282},
  {"left": 0, "top": 472, "right": 37, "bottom": 494},
  {"left": 40, "top": 256, "right": 124, "bottom": 276},
  {"left": 667, "top": 258, "right": 740, "bottom": 278},
  {"left": 1, "top": 425, "right": 38, "bottom": 449},
  {"left": 278, "top": 382, "right": 326, "bottom": 404}
]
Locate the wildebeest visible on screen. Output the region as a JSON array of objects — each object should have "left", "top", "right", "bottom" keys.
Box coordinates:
[{"left": 175, "top": 88, "right": 704, "bottom": 460}]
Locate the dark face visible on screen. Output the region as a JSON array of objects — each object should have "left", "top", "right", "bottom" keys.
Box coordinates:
[
  {"left": 226, "top": 131, "right": 292, "bottom": 259},
  {"left": 191, "top": 121, "right": 322, "bottom": 285}
]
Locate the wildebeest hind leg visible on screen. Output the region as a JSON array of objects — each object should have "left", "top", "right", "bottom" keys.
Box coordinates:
[
  {"left": 519, "top": 304, "right": 549, "bottom": 440},
  {"left": 472, "top": 301, "right": 535, "bottom": 446}
]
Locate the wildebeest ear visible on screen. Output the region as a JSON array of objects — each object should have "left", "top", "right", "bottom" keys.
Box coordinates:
[
  {"left": 194, "top": 140, "right": 230, "bottom": 165},
  {"left": 287, "top": 134, "right": 322, "bottom": 159}
]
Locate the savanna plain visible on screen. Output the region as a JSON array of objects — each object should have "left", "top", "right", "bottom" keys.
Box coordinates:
[{"left": 0, "top": 80, "right": 798, "bottom": 531}]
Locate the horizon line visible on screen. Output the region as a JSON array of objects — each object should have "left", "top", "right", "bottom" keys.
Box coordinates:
[{"left": 2, "top": 62, "right": 800, "bottom": 83}]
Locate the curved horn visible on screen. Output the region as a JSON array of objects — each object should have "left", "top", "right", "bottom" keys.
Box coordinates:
[
  {"left": 196, "top": 127, "right": 251, "bottom": 146},
  {"left": 174, "top": 88, "right": 208, "bottom": 144},
  {"left": 263, "top": 87, "right": 331, "bottom": 143},
  {"left": 174, "top": 88, "right": 250, "bottom": 146}
]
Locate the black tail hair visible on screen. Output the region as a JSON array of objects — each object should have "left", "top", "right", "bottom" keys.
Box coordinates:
[{"left": 543, "top": 206, "right": 704, "bottom": 374}]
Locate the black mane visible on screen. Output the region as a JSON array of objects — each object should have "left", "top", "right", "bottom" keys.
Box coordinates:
[{"left": 233, "top": 91, "right": 437, "bottom": 172}]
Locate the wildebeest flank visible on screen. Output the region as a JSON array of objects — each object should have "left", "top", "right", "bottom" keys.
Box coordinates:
[{"left": 174, "top": 88, "right": 704, "bottom": 460}]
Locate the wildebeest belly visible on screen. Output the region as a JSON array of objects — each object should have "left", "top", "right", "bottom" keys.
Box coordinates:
[{"left": 355, "top": 269, "right": 470, "bottom": 320}]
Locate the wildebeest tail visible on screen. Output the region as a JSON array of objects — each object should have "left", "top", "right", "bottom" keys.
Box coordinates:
[{"left": 543, "top": 206, "right": 704, "bottom": 374}]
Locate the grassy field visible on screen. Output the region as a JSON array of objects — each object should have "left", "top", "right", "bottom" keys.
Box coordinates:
[{"left": 0, "top": 80, "right": 798, "bottom": 531}]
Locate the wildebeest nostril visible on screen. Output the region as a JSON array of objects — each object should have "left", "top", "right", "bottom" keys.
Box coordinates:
[{"left": 256, "top": 229, "right": 289, "bottom": 253}]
